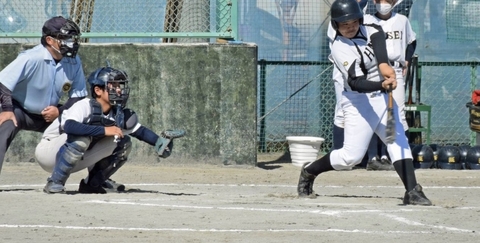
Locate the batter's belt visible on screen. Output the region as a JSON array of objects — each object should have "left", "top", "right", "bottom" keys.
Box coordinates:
[{"left": 389, "top": 61, "right": 403, "bottom": 68}]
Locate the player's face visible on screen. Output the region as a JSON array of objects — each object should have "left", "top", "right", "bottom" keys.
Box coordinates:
[
  {"left": 108, "top": 82, "right": 124, "bottom": 97},
  {"left": 337, "top": 19, "right": 360, "bottom": 38}
]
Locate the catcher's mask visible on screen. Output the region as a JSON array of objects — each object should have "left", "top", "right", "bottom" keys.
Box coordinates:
[
  {"left": 42, "top": 16, "right": 81, "bottom": 58},
  {"left": 88, "top": 67, "right": 130, "bottom": 108}
]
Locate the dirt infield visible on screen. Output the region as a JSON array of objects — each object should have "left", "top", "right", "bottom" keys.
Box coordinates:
[{"left": 1, "top": 159, "right": 480, "bottom": 243}]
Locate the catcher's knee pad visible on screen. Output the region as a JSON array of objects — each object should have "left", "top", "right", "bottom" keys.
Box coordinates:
[
  {"left": 57, "top": 136, "right": 91, "bottom": 167},
  {"left": 89, "top": 137, "right": 132, "bottom": 185},
  {"left": 51, "top": 136, "right": 91, "bottom": 183},
  {"left": 112, "top": 135, "right": 132, "bottom": 161},
  {"left": 66, "top": 135, "right": 91, "bottom": 152}
]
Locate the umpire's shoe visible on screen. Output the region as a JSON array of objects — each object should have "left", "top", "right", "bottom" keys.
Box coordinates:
[
  {"left": 102, "top": 179, "right": 126, "bottom": 192},
  {"left": 297, "top": 164, "right": 317, "bottom": 198},
  {"left": 366, "top": 157, "right": 394, "bottom": 171},
  {"left": 78, "top": 179, "right": 107, "bottom": 194},
  {"left": 43, "top": 179, "right": 66, "bottom": 194},
  {"left": 403, "top": 184, "right": 432, "bottom": 206}
]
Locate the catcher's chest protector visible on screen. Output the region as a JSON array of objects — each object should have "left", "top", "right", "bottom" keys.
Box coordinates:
[{"left": 88, "top": 99, "right": 116, "bottom": 127}]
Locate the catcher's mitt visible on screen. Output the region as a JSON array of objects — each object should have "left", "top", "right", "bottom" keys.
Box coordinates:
[{"left": 155, "top": 129, "right": 186, "bottom": 158}]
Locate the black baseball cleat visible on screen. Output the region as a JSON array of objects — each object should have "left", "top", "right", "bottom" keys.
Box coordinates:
[
  {"left": 366, "top": 157, "right": 394, "bottom": 171},
  {"left": 403, "top": 184, "right": 432, "bottom": 206},
  {"left": 78, "top": 179, "right": 107, "bottom": 194},
  {"left": 102, "top": 179, "right": 126, "bottom": 192},
  {"left": 297, "top": 164, "right": 317, "bottom": 198}
]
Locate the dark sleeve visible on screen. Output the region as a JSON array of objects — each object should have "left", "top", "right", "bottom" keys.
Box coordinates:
[
  {"left": 130, "top": 125, "right": 159, "bottom": 146},
  {"left": 347, "top": 61, "right": 384, "bottom": 93},
  {"left": 0, "top": 83, "right": 13, "bottom": 112},
  {"left": 63, "top": 119, "right": 105, "bottom": 137},
  {"left": 370, "top": 30, "right": 389, "bottom": 65},
  {"left": 405, "top": 40, "right": 416, "bottom": 63},
  {"left": 58, "top": 97, "right": 85, "bottom": 115}
]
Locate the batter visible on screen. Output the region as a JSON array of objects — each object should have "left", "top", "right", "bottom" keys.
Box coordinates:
[{"left": 297, "top": 0, "right": 431, "bottom": 206}]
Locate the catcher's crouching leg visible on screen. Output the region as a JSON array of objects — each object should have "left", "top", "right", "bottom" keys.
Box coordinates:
[
  {"left": 44, "top": 136, "right": 90, "bottom": 194},
  {"left": 79, "top": 136, "right": 132, "bottom": 194}
]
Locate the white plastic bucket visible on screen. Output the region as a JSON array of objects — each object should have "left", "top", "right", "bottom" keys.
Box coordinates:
[{"left": 286, "top": 136, "right": 324, "bottom": 167}]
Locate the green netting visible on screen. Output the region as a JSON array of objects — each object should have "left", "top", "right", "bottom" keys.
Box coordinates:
[
  {"left": 446, "top": 0, "right": 480, "bottom": 41},
  {"left": 0, "top": 0, "right": 236, "bottom": 42},
  {"left": 252, "top": 0, "right": 480, "bottom": 154}
]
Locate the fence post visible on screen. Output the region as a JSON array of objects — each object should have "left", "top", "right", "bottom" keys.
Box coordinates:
[
  {"left": 471, "top": 64, "right": 478, "bottom": 145},
  {"left": 259, "top": 59, "right": 267, "bottom": 152}
]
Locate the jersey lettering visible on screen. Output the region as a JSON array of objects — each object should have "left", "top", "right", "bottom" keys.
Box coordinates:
[
  {"left": 363, "top": 42, "right": 375, "bottom": 62},
  {"left": 386, "top": 31, "right": 403, "bottom": 40}
]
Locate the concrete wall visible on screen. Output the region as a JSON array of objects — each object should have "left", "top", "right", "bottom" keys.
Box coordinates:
[{"left": 1, "top": 43, "right": 258, "bottom": 166}]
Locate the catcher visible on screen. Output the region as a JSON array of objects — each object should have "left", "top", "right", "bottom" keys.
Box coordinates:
[{"left": 35, "top": 65, "right": 185, "bottom": 194}]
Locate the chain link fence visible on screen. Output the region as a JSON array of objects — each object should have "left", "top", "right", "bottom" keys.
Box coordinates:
[
  {"left": 0, "top": 0, "right": 237, "bottom": 43},
  {"left": 248, "top": 0, "right": 480, "bottom": 154},
  {"left": 0, "top": 0, "right": 479, "bottom": 154}
]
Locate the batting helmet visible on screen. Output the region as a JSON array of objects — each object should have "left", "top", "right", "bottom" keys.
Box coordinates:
[
  {"left": 330, "top": 0, "right": 364, "bottom": 30},
  {"left": 412, "top": 144, "right": 434, "bottom": 169},
  {"left": 437, "top": 145, "right": 462, "bottom": 169},
  {"left": 457, "top": 144, "right": 471, "bottom": 169},
  {"left": 429, "top": 144, "right": 441, "bottom": 168},
  {"left": 88, "top": 67, "right": 130, "bottom": 108},
  {"left": 466, "top": 145, "right": 480, "bottom": 170}
]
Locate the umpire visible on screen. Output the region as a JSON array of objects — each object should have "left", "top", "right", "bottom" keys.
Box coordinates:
[{"left": 0, "top": 16, "right": 87, "bottom": 173}]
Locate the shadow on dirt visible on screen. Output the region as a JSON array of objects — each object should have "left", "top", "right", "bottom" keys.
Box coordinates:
[
  {"left": 65, "top": 189, "right": 199, "bottom": 196},
  {"left": 0, "top": 189, "right": 36, "bottom": 192},
  {"left": 257, "top": 152, "right": 292, "bottom": 170},
  {"left": 324, "top": 194, "right": 402, "bottom": 200}
]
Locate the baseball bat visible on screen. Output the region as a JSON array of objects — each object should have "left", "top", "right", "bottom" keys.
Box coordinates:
[
  {"left": 405, "top": 57, "right": 414, "bottom": 130},
  {"left": 413, "top": 55, "right": 423, "bottom": 144},
  {"left": 406, "top": 57, "right": 414, "bottom": 105},
  {"left": 386, "top": 86, "right": 396, "bottom": 144}
]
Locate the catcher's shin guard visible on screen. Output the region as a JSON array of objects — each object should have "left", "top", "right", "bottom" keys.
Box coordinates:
[
  {"left": 45, "top": 136, "right": 90, "bottom": 193},
  {"left": 297, "top": 163, "right": 317, "bottom": 198},
  {"left": 86, "top": 136, "right": 132, "bottom": 190}
]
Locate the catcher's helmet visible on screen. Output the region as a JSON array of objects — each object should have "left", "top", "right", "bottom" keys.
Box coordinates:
[
  {"left": 88, "top": 67, "right": 130, "bottom": 108},
  {"left": 466, "top": 145, "right": 480, "bottom": 170},
  {"left": 412, "top": 144, "right": 434, "bottom": 169},
  {"left": 437, "top": 145, "right": 462, "bottom": 170},
  {"left": 330, "top": 0, "right": 364, "bottom": 30}
]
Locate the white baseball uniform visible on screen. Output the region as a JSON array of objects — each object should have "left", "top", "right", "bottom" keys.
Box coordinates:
[
  {"left": 35, "top": 98, "right": 141, "bottom": 173},
  {"left": 364, "top": 12, "right": 416, "bottom": 131},
  {"left": 329, "top": 24, "right": 412, "bottom": 170},
  {"left": 327, "top": 0, "right": 369, "bottom": 129}
]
